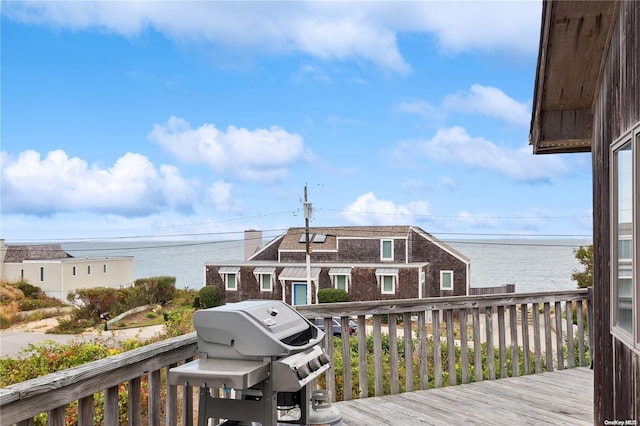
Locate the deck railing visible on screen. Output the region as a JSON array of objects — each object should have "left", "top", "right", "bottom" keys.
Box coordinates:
[
  {"left": 0, "top": 289, "right": 591, "bottom": 425},
  {"left": 296, "top": 289, "right": 592, "bottom": 401}
]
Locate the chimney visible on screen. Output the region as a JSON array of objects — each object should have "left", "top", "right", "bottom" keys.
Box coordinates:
[{"left": 244, "top": 230, "right": 262, "bottom": 260}]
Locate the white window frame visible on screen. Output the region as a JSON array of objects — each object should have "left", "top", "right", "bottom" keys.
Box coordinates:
[
  {"left": 440, "top": 270, "right": 454, "bottom": 291},
  {"left": 334, "top": 275, "right": 349, "bottom": 292},
  {"left": 259, "top": 273, "right": 273, "bottom": 292},
  {"left": 610, "top": 122, "right": 639, "bottom": 352},
  {"left": 225, "top": 273, "right": 238, "bottom": 291},
  {"left": 380, "top": 275, "right": 395, "bottom": 294},
  {"left": 329, "top": 268, "right": 351, "bottom": 293},
  {"left": 381, "top": 239, "right": 394, "bottom": 261}
]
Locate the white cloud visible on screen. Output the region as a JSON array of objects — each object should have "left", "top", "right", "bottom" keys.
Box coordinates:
[
  {"left": 395, "top": 100, "right": 445, "bottom": 125},
  {"left": 0, "top": 149, "right": 197, "bottom": 216},
  {"left": 407, "top": 1, "right": 541, "bottom": 55},
  {"left": 397, "top": 85, "right": 529, "bottom": 128},
  {"left": 342, "top": 192, "right": 430, "bottom": 226},
  {"left": 443, "top": 84, "right": 530, "bottom": 128},
  {"left": 3, "top": 2, "right": 540, "bottom": 73},
  {"left": 412, "top": 126, "right": 568, "bottom": 182},
  {"left": 148, "top": 116, "right": 308, "bottom": 182},
  {"left": 206, "top": 180, "right": 244, "bottom": 214}
]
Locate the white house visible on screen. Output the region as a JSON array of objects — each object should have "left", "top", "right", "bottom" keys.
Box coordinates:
[{"left": 0, "top": 239, "right": 134, "bottom": 301}]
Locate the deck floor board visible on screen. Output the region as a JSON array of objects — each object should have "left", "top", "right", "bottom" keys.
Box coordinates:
[{"left": 334, "top": 367, "right": 593, "bottom": 425}]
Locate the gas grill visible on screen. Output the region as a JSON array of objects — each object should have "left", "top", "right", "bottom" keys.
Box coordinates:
[{"left": 168, "top": 300, "right": 332, "bottom": 426}]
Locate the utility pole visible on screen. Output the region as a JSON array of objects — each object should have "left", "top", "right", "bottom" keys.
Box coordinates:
[{"left": 304, "top": 184, "right": 312, "bottom": 305}]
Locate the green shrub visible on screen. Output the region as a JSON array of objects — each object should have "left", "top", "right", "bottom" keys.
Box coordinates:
[
  {"left": 318, "top": 288, "right": 349, "bottom": 303},
  {"left": 198, "top": 286, "right": 222, "bottom": 309},
  {"left": 15, "top": 281, "right": 43, "bottom": 299},
  {"left": 134, "top": 276, "right": 176, "bottom": 305}
]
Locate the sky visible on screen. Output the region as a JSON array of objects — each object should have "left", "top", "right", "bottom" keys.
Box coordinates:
[{"left": 0, "top": 1, "right": 594, "bottom": 245}]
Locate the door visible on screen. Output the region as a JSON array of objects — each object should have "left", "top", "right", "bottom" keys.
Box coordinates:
[{"left": 293, "top": 283, "right": 307, "bottom": 305}]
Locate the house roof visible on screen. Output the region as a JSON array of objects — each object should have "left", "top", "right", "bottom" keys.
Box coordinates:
[
  {"left": 263, "top": 225, "right": 469, "bottom": 264},
  {"left": 278, "top": 225, "right": 412, "bottom": 251},
  {"left": 529, "top": 0, "right": 617, "bottom": 154},
  {"left": 3, "top": 244, "right": 73, "bottom": 263}
]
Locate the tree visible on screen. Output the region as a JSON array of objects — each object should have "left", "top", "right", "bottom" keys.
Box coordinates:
[{"left": 571, "top": 245, "right": 593, "bottom": 288}]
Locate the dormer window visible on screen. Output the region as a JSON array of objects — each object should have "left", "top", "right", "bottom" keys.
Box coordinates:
[{"left": 381, "top": 239, "right": 394, "bottom": 261}]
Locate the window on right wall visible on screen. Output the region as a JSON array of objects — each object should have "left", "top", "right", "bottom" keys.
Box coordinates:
[
  {"left": 611, "top": 122, "right": 639, "bottom": 352},
  {"left": 440, "top": 270, "right": 453, "bottom": 290}
]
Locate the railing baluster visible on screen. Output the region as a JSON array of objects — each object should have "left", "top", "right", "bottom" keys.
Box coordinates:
[
  {"left": 472, "top": 307, "right": 482, "bottom": 382},
  {"left": 357, "top": 315, "right": 368, "bottom": 398},
  {"left": 446, "top": 309, "right": 456, "bottom": 385},
  {"left": 166, "top": 364, "right": 178, "bottom": 426},
  {"left": 149, "top": 369, "right": 161, "bottom": 426},
  {"left": 403, "top": 312, "right": 414, "bottom": 392},
  {"left": 497, "top": 305, "right": 507, "bottom": 379},
  {"left": 78, "top": 395, "right": 94, "bottom": 426},
  {"left": 105, "top": 384, "right": 119, "bottom": 426},
  {"left": 485, "top": 306, "right": 495, "bottom": 380},
  {"left": 128, "top": 377, "right": 141, "bottom": 426},
  {"left": 459, "top": 308, "right": 470, "bottom": 384},
  {"left": 341, "top": 316, "right": 353, "bottom": 400},
  {"left": 388, "top": 313, "right": 399, "bottom": 395},
  {"left": 432, "top": 309, "right": 442, "bottom": 388},
  {"left": 182, "top": 384, "right": 194, "bottom": 426},
  {"left": 565, "top": 302, "right": 575, "bottom": 369},
  {"left": 576, "top": 300, "right": 586, "bottom": 366},
  {"left": 544, "top": 302, "right": 553, "bottom": 371},
  {"left": 510, "top": 305, "right": 519, "bottom": 377},
  {"left": 555, "top": 301, "right": 564, "bottom": 370},
  {"left": 418, "top": 311, "right": 428, "bottom": 390},
  {"left": 323, "top": 317, "right": 335, "bottom": 401},
  {"left": 520, "top": 303, "right": 530, "bottom": 375},
  {"left": 373, "top": 314, "right": 384, "bottom": 396},
  {"left": 533, "top": 302, "right": 542, "bottom": 373},
  {"left": 49, "top": 405, "right": 65, "bottom": 426}
]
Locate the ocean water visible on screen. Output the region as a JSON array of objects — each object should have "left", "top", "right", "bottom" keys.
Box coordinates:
[{"left": 60, "top": 238, "right": 592, "bottom": 293}]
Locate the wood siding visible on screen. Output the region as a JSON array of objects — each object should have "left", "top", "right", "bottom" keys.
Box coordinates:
[
  {"left": 592, "top": 1, "right": 640, "bottom": 421},
  {"left": 207, "top": 226, "right": 469, "bottom": 303}
]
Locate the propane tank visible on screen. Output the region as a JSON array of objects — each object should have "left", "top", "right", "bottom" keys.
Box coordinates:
[{"left": 308, "top": 390, "right": 342, "bottom": 426}]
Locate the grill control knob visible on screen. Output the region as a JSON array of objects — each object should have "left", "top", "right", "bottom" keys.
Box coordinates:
[
  {"left": 318, "top": 351, "right": 331, "bottom": 365},
  {"left": 296, "top": 365, "right": 311, "bottom": 379},
  {"left": 308, "top": 357, "right": 322, "bottom": 371}
]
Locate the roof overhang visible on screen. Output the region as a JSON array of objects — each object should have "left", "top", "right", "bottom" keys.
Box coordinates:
[{"left": 529, "top": 0, "right": 617, "bottom": 154}]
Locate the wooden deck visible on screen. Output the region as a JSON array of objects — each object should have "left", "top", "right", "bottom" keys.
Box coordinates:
[{"left": 335, "top": 367, "right": 593, "bottom": 425}]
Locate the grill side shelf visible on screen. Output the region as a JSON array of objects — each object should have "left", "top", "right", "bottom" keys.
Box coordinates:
[{"left": 168, "top": 358, "right": 270, "bottom": 390}]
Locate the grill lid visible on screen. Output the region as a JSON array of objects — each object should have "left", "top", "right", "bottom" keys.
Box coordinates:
[{"left": 193, "top": 300, "right": 324, "bottom": 360}]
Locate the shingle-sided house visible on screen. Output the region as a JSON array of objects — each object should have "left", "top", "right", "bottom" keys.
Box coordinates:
[
  {"left": 529, "top": 1, "right": 639, "bottom": 421},
  {"left": 205, "top": 226, "right": 469, "bottom": 306},
  {"left": 0, "top": 239, "right": 134, "bottom": 301}
]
